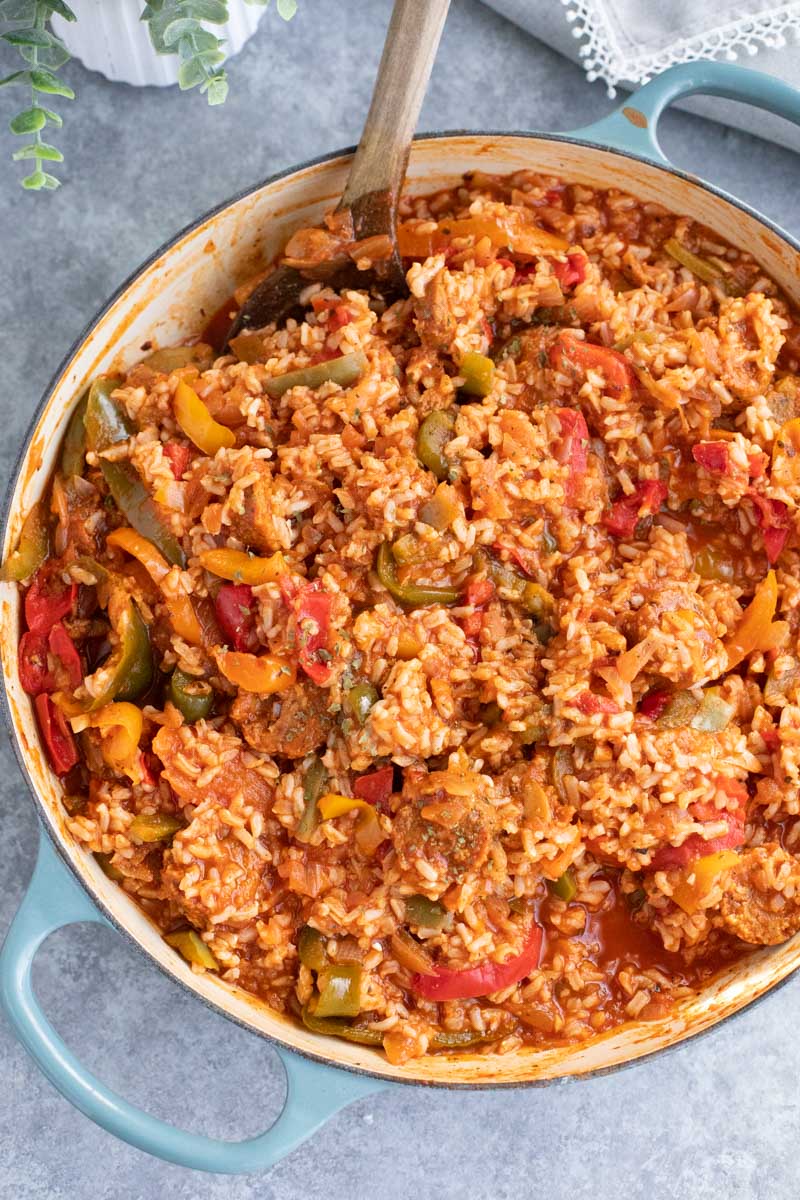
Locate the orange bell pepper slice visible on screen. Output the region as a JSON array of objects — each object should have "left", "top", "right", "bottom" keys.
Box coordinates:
[
  {"left": 217, "top": 649, "right": 296, "bottom": 693},
  {"left": 174, "top": 379, "right": 235, "bottom": 456},
  {"left": 106, "top": 526, "right": 202, "bottom": 646},
  {"left": 73, "top": 701, "right": 143, "bottom": 783},
  {"left": 397, "top": 212, "right": 568, "bottom": 259},
  {"left": 724, "top": 570, "right": 789, "bottom": 669},
  {"left": 771, "top": 417, "right": 800, "bottom": 490},
  {"left": 198, "top": 548, "right": 286, "bottom": 586}
]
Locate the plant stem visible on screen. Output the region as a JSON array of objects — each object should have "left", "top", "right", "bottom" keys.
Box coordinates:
[{"left": 30, "top": 3, "right": 45, "bottom": 184}]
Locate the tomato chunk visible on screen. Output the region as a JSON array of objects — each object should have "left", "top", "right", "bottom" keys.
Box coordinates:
[
  {"left": 353, "top": 765, "right": 394, "bottom": 812},
  {"left": 749, "top": 493, "right": 791, "bottom": 564},
  {"left": 294, "top": 585, "right": 334, "bottom": 685},
  {"left": 648, "top": 778, "right": 747, "bottom": 871},
  {"left": 47, "top": 623, "right": 82, "bottom": 691},
  {"left": 604, "top": 480, "right": 667, "bottom": 538},
  {"left": 556, "top": 408, "right": 589, "bottom": 504},
  {"left": 577, "top": 691, "right": 620, "bottom": 715},
  {"left": 465, "top": 578, "right": 495, "bottom": 608},
  {"left": 639, "top": 689, "right": 670, "bottom": 720},
  {"left": 549, "top": 253, "right": 586, "bottom": 289},
  {"left": 549, "top": 334, "right": 633, "bottom": 398},
  {"left": 24, "top": 566, "right": 77, "bottom": 635},
  {"left": 412, "top": 923, "right": 543, "bottom": 1000},
  {"left": 163, "top": 441, "right": 191, "bottom": 479},
  {"left": 214, "top": 583, "right": 259, "bottom": 653},
  {"left": 34, "top": 693, "right": 78, "bottom": 775},
  {"left": 692, "top": 442, "right": 730, "bottom": 474}
]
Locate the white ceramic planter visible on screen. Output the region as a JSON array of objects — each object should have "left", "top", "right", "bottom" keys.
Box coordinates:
[{"left": 51, "top": 0, "right": 265, "bottom": 88}]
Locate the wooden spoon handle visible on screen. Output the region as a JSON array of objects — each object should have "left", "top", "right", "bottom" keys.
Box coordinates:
[{"left": 339, "top": 0, "right": 450, "bottom": 214}]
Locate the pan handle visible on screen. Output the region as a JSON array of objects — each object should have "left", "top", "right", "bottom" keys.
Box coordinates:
[
  {"left": 0, "top": 829, "right": 387, "bottom": 1174},
  {"left": 573, "top": 61, "right": 800, "bottom": 165}
]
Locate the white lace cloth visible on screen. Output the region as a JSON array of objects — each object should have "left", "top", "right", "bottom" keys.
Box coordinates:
[{"left": 483, "top": 0, "right": 800, "bottom": 150}]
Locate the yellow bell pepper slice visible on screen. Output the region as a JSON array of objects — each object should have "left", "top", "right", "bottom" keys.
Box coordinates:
[
  {"left": 318, "top": 794, "right": 384, "bottom": 856},
  {"left": 217, "top": 649, "right": 296, "bottom": 693},
  {"left": 198, "top": 548, "right": 286, "bottom": 586},
  {"left": 174, "top": 379, "right": 236, "bottom": 456},
  {"left": 106, "top": 526, "right": 202, "bottom": 646},
  {"left": 318, "top": 794, "right": 372, "bottom": 819},
  {"left": 671, "top": 850, "right": 740, "bottom": 915},
  {"left": 73, "top": 701, "right": 143, "bottom": 783},
  {"left": 724, "top": 570, "right": 789, "bottom": 669}
]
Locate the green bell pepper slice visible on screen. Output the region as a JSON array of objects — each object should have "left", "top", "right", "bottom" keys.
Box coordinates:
[
  {"left": 129, "top": 812, "right": 183, "bottom": 843},
  {"left": 264, "top": 351, "right": 366, "bottom": 399},
  {"left": 312, "top": 963, "right": 362, "bottom": 1018},
  {"left": 168, "top": 668, "right": 213, "bottom": 723},
  {"left": 547, "top": 868, "right": 577, "bottom": 902},
  {"left": 60, "top": 392, "right": 90, "bottom": 478},
  {"left": 376, "top": 542, "right": 461, "bottom": 608},
  {"left": 0, "top": 500, "right": 49, "bottom": 582},
  {"left": 416, "top": 409, "right": 456, "bottom": 481},
  {"left": 84, "top": 377, "right": 128, "bottom": 451},
  {"left": 345, "top": 681, "right": 378, "bottom": 726},
  {"left": 297, "top": 755, "right": 327, "bottom": 839},
  {"left": 404, "top": 894, "right": 450, "bottom": 930},
  {"left": 100, "top": 460, "right": 185, "bottom": 567}
]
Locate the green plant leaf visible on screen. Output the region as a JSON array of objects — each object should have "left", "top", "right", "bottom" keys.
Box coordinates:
[
  {"left": 276, "top": 0, "right": 297, "bottom": 18},
  {"left": 162, "top": 17, "right": 202, "bottom": 46},
  {"left": 21, "top": 167, "right": 46, "bottom": 189},
  {"left": 0, "top": 70, "right": 32, "bottom": 87},
  {"left": 9, "top": 106, "right": 45, "bottom": 133},
  {"left": 3, "top": 28, "right": 53, "bottom": 47},
  {"left": 176, "top": 56, "right": 206, "bottom": 90},
  {"left": 44, "top": 0, "right": 77, "bottom": 19},
  {"left": 183, "top": 0, "right": 228, "bottom": 21},
  {"left": 0, "top": 0, "right": 38, "bottom": 18},
  {"left": 30, "top": 67, "right": 74, "bottom": 98},
  {"left": 40, "top": 170, "right": 60, "bottom": 187},
  {"left": 12, "top": 140, "right": 63, "bottom": 160},
  {"left": 39, "top": 105, "right": 62, "bottom": 126},
  {"left": 205, "top": 73, "right": 227, "bottom": 104}
]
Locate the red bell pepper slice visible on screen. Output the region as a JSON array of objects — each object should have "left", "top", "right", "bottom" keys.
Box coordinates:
[
  {"left": 412, "top": 923, "right": 543, "bottom": 1000},
  {"left": 18, "top": 631, "right": 52, "bottom": 695},
  {"left": 549, "top": 253, "right": 586, "bottom": 289},
  {"left": 353, "top": 765, "right": 394, "bottom": 812},
  {"left": 24, "top": 567, "right": 77, "bottom": 635},
  {"left": 34, "top": 693, "right": 78, "bottom": 775},
  {"left": 691, "top": 442, "right": 730, "bottom": 474},
  {"left": 215, "top": 583, "right": 259, "bottom": 653},
  {"left": 294, "top": 585, "right": 334, "bottom": 685},
  {"left": 576, "top": 691, "right": 620, "bottom": 715},
  {"left": 648, "top": 778, "right": 747, "bottom": 871},
  {"left": 164, "top": 441, "right": 191, "bottom": 479},
  {"left": 749, "top": 494, "right": 791, "bottom": 564},
  {"left": 18, "top": 622, "right": 82, "bottom": 696},
  {"left": 549, "top": 335, "right": 633, "bottom": 398},
  {"left": 604, "top": 480, "right": 668, "bottom": 538},
  {"left": 556, "top": 408, "right": 589, "bottom": 504}
]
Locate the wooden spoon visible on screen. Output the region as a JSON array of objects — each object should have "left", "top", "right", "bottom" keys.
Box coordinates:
[{"left": 226, "top": 0, "right": 450, "bottom": 342}]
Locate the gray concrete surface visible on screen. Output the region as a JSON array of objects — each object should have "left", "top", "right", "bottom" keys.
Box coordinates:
[{"left": 1, "top": 2, "right": 799, "bottom": 1196}]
